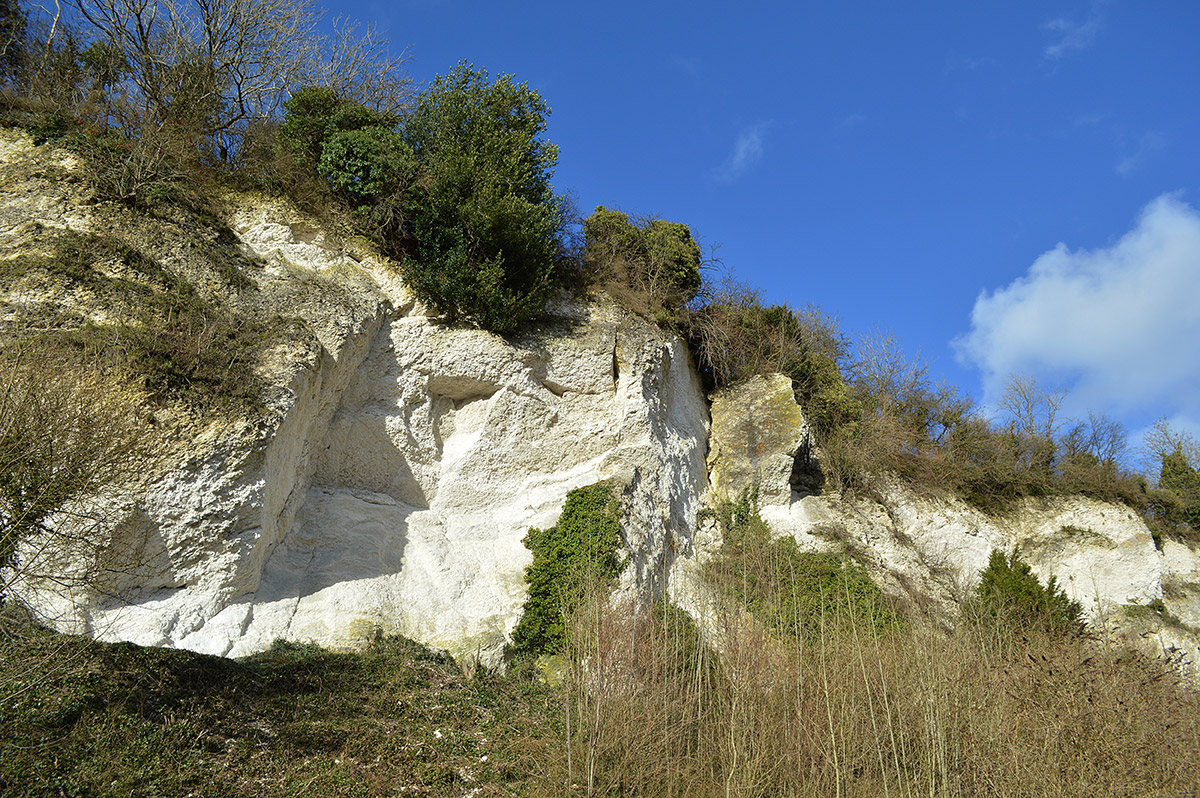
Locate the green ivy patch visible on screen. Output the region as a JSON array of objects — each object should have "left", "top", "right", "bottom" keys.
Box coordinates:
[{"left": 509, "top": 483, "right": 625, "bottom": 659}]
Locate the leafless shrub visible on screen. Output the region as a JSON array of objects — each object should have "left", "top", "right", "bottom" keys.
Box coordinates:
[
  {"left": 298, "top": 17, "right": 411, "bottom": 116},
  {"left": 548, "top": 579, "right": 1200, "bottom": 796},
  {"left": 0, "top": 338, "right": 158, "bottom": 601},
  {"left": 1144, "top": 417, "right": 1200, "bottom": 477}
]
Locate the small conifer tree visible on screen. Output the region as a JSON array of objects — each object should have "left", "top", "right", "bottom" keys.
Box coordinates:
[{"left": 971, "top": 547, "right": 1084, "bottom": 635}]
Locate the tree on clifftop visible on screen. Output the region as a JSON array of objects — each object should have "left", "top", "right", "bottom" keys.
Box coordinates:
[
  {"left": 396, "top": 62, "right": 566, "bottom": 333},
  {"left": 583, "top": 206, "right": 703, "bottom": 317}
]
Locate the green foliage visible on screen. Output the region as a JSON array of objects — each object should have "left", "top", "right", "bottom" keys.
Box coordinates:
[
  {"left": 317, "top": 126, "right": 414, "bottom": 202},
  {"left": 510, "top": 483, "right": 624, "bottom": 659},
  {"left": 280, "top": 87, "right": 349, "bottom": 165},
  {"left": 583, "top": 206, "right": 702, "bottom": 316},
  {"left": 1158, "top": 447, "right": 1200, "bottom": 528},
  {"left": 709, "top": 492, "right": 901, "bottom": 641},
  {"left": 689, "top": 289, "right": 860, "bottom": 442},
  {"left": 396, "top": 63, "right": 564, "bottom": 332},
  {"left": 277, "top": 67, "right": 566, "bottom": 334},
  {"left": 970, "top": 548, "right": 1084, "bottom": 636},
  {"left": 279, "top": 87, "right": 411, "bottom": 207}
]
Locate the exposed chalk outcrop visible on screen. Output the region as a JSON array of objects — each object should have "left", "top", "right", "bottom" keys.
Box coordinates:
[
  {"left": 5, "top": 128, "right": 1196, "bottom": 682},
  {"left": 9, "top": 182, "right": 710, "bottom": 667},
  {"left": 671, "top": 374, "right": 1200, "bottom": 681}
]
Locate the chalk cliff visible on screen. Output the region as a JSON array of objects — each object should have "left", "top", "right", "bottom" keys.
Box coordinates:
[
  {"left": 675, "top": 374, "right": 1200, "bottom": 681},
  {"left": 4, "top": 128, "right": 1197, "bottom": 677}
]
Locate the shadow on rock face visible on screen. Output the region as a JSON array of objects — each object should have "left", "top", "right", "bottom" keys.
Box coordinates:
[{"left": 789, "top": 437, "right": 825, "bottom": 498}]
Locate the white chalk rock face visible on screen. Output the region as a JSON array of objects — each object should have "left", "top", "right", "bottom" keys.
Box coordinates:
[
  {"left": 676, "top": 374, "right": 1200, "bottom": 678},
  {"left": 16, "top": 201, "right": 710, "bottom": 668}
]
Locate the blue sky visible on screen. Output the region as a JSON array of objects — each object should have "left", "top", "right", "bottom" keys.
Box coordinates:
[{"left": 340, "top": 0, "right": 1199, "bottom": 457}]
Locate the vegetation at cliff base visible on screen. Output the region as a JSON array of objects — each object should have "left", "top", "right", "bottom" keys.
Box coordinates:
[
  {"left": 7, "top": 560, "right": 1200, "bottom": 797},
  {"left": 970, "top": 547, "right": 1085, "bottom": 636},
  {"left": 1, "top": 3, "right": 1199, "bottom": 796},
  {"left": 0, "top": 614, "right": 563, "bottom": 797},
  {"left": 705, "top": 491, "right": 902, "bottom": 642},
  {"left": 510, "top": 483, "right": 624, "bottom": 659}
]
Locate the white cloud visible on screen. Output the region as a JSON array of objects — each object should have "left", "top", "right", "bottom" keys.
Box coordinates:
[
  {"left": 1116, "top": 131, "right": 1166, "bottom": 177},
  {"left": 714, "top": 124, "right": 766, "bottom": 183},
  {"left": 954, "top": 194, "right": 1200, "bottom": 427},
  {"left": 1042, "top": 7, "right": 1103, "bottom": 60}
]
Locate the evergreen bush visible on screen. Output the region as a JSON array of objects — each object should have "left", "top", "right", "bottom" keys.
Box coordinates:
[
  {"left": 970, "top": 548, "right": 1084, "bottom": 635},
  {"left": 397, "top": 63, "right": 565, "bottom": 333},
  {"left": 583, "top": 206, "right": 702, "bottom": 317}
]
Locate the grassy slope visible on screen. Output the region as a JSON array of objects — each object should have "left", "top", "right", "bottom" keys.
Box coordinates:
[
  {"left": 0, "top": 615, "right": 563, "bottom": 797},
  {"left": 6, "top": 593, "right": 1200, "bottom": 797}
]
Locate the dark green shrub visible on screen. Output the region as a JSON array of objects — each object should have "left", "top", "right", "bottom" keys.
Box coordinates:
[
  {"left": 280, "top": 87, "right": 401, "bottom": 174},
  {"left": 510, "top": 483, "right": 624, "bottom": 659},
  {"left": 278, "top": 68, "right": 566, "bottom": 334},
  {"left": 969, "top": 548, "right": 1084, "bottom": 636},
  {"left": 317, "top": 126, "right": 413, "bottom": 203},
  {"left": 278, "top": 86, "right": 413, "bottom": 225},
  {"left": 279, "top": 87, "right": 346, "bottom": 164},
  {"left": 396, "top": 63, "right": 565, "bottom": 333},
  {"left": 1159, "top": 447, "right": 1200, "bottom": 528}
]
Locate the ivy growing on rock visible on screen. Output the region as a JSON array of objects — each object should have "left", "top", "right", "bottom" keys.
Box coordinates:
[{"left": 510, "top": 483, "right": 624, "bottom": 659}]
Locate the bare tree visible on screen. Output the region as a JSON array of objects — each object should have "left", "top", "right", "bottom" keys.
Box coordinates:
[
  {"left": 299, "top": 17, "right": 411, "bottom": 116},
  {"left": 995, "top": 374, "right": 1067, "bottom": 474},
  {"left": 852, "top": 328, "right": 929, "bottom": 416},
  {"left": 1144, "top": 417, "right": 1200, "bottom": 477},
  {"left": 1060, "top": 412, "right": 1127, "bottom": 465},
  {"left": 71, "top": 0, "right": 411, "bottom": 156},
  {"left": 0, "top": 0, "right": 28, "bottom": 80},
  {"left": 0, "top": 342, "right": 155, "bottom": 600},
  {"left": 996, "top": 374, "right": 1066, "bottom": 442},
  {"left": 1086, "top": 412, "right": 1126, "bottom": 465}
]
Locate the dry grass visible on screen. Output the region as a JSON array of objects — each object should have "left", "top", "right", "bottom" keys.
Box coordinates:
[
  {"left": 549, "top": 592, "right": 1200, "bottom": 798},
  {"left": 3, "top": 579, "right": 1198, "bottom": 796}
]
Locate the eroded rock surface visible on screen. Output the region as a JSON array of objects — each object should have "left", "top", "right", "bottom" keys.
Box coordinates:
[
  {"left": 6, "top": 128, "right": 1197, "bottom": 682},
  {"left": 672, "top": 374, "right": 1200, "bottom": 681},
  {"left": 6, "top": 160, "right": 709, "bottom": 667}
]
